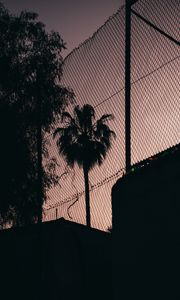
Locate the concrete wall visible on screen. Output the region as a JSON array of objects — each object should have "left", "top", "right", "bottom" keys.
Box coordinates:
[{"left": 112, "top": 146, "right": 180, "bottom": 300}]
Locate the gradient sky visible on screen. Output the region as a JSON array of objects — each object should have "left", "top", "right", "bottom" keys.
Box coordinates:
[
  {"left": 2, "top": 0, "right": 123, "bottom": 57},
  {"left": 43, "top": 0, "right": 179, "bottom": 230},
  {"left": 1, "top": 0, "right": 179, "bottom": 230}
]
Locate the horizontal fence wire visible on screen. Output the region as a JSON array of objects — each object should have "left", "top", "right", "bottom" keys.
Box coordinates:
[{"left": 43, "top": 0, "right": 180, "bottom": 231}]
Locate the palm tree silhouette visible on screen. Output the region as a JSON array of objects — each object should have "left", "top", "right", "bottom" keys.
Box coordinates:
[{"left": 53, "top": 104, "right": 115, "bottom": 227}]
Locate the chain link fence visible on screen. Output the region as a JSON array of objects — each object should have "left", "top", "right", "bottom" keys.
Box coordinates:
[{"left": 43, "top": 0, "right": 180, "bottom": 231}]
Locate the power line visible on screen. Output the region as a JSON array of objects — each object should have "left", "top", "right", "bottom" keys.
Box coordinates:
[
  {"left": 95, "top": 55, "right": 179, "bottom": 108},
  {"left": 43, "top": 1, "right": 179, "bottom": 230},
  {"left": 44, "top": 54, "right": 179, "bottom": 141}
]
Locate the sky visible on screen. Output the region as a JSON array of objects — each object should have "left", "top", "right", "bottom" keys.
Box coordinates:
[
  {"left": 43, "top": 0, "right": 179, "bottom": 230},
  {"left": 2, "top": 0, "right": 123, "bottom": 57},
  {"left": 2, "top": 0, "right": 179, "bottom": 231}
]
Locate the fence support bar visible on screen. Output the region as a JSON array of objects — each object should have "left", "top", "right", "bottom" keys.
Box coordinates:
[{"left": 125, "top": 0, "right": 132, "bottom": 173}]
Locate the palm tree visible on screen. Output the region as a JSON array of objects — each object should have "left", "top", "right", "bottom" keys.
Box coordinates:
[{"left": 53, "top": 104, "right": 115, "bottom": 227}]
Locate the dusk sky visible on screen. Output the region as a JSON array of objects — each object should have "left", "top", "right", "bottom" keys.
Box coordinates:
[
  {"left": 1, "top": 0, "right": 179, "bottom": 231},
  {"left": 43, "top": 0, "right": 179, "bottom": 230},
  {"left": 2, "top": 0, "right": 123, "bottom": 57}
]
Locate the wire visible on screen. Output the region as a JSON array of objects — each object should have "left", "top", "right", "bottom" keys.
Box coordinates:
[
  {"left": 131, "top": 9, "right": 180, "bottom": 46},
  {"left": 44, "top": 54, "right": 179, "bottom": 141},
  {"left": 43, "top": 0, "right": 179, "bottom": 231}
]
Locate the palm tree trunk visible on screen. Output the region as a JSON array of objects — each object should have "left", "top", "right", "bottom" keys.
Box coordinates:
[{"left": 83, "top": 163, "right": 91, "bottom": 228}]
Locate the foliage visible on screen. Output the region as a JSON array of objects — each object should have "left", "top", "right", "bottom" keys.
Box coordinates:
[
  {"left": 54, "top": 104, "right": 115, "bottom": 169},
  {"left": 54, "top": 104, "right": 115, "bottom": 226},
  {"left": 0, "top": 3, "right": 74, "bottom": 228}
]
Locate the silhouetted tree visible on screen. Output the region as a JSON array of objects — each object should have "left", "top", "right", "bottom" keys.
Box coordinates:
[
  {"left": 0, "top": 3, "right": 74, "bottom": 228},
  {"left": 54, "top": 104, "right": 115, "bottom": 227}
]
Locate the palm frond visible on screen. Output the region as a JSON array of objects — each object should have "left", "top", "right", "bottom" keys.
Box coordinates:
[
  {"left": 82, "top": 104, "right": 95, "bottom": 119},
  {"left": 54, "top": 103, "right": 116, "bottom": 172},
  {"left": 109, "top": 130, "right": 116, "bottom": 139},
  {"left": 74, "top": 105, "right": 82, "bottom": 127},
  {"left": 100, "top": 136, "right": 111, "bottom": 149},
  {"left": 97, "top": 114, "right": 114, "bottom": 124},
  {"left": 82, "top": 104, "right": 95, "bottom": 130},
  {"left": 95, "top": 123, "right": 110, "bottom": 137},
  {"left": 74, "top": 104, "right": 95, "bottom": 132}
]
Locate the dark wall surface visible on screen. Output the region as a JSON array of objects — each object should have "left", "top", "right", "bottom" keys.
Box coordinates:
[
  {"left": 0, "top": 218, "right": 111, "bottom": 300},
  {"left": 112, "top": 145, "right": 180, "bottom": 300}
]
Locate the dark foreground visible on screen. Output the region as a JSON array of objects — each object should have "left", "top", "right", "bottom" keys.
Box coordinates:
[{"left": 0, "top": 218, "right": 111, "bottom": 300}]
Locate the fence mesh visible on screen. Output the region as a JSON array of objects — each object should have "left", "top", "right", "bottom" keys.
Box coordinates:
[{"left": 43, "top": 0, "right": 180, "bottom": 231}]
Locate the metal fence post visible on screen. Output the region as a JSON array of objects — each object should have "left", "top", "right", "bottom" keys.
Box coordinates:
[{"left": 125, "top": 0, "right": 132, "bottom": 173}]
